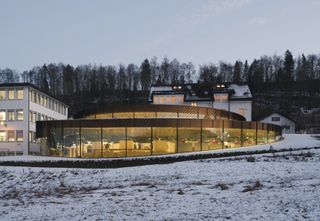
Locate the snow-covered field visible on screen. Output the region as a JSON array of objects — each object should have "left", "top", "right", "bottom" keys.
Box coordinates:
[{"left": 0, "top": 134, "right": 320, "bottom": 220}]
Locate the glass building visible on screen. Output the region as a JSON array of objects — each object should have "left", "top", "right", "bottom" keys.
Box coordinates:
[{"left": 36, "top": 105, "right": 282, "bottom": 158}]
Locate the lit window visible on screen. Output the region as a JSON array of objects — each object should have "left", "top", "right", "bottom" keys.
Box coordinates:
[
  {"left": 166, "top": 96, "right": 171, "bottom": 103},
  {"left": 8, "top": 110, "right": 15, "bottom": 121},
  {"left": 0, "top": 90, "right": 6, "bottom": 100},
  {"left": 33, "top": 112, "right": 36, "bottom": 122},
  {"left": 0, "top": 131, "right": 6, "bottom": 141},
  {"left": 8, "top": 89, "right": 15, "bottom": 100},
  {"left": 172, "top": 96, "right": 176, "bottom": 103},
  {"left": 17, "top": 110, "right": 24, "bottom": 121},
  {"left": 214, "top": 93, "right": 228, "bottom": 102},
  {"left": 8, "top": 130, "right": 15, "bottom": 142},
  {"left": 17, "top": 89, "right": 24, "bottom": 99},
  {"left": 160, "top": 96, "right": 164, "bottom": 104},
  {"left": 177, "top": 96, "right": 184, "bottom": 103},
  {"left": 29, "top": 131, "right": 32, "bottom": 142},
  {"left": 16, "top": 130, "right": 23, "bottom": 142},
  {"left": 0, "top": 110, "right": 6, "bottom": 121}
]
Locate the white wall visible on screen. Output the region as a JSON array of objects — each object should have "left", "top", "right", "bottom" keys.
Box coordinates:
[
  {"left": 0, "top": 87, "right": 29, "bottom": 154},
  {"left": 0, "top": 86, "right": 68, "bottom": 155},
  {"left": 260, "top": 113, "right": 295, "bottom": 134},
  {"left": 229, "top": 100, "right": 252, "bottom": 121}
]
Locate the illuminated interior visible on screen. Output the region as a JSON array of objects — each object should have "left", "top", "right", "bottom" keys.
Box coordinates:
[{"left": 36, "top": 105, "right": 282, "bottom": 158}]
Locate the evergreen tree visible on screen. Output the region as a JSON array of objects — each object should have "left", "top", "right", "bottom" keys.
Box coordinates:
[
  {"left": 233, "top": 61, "right": 241, "bottom": 83},
  {"left": 140, "top": 59, "right": 152, "bottom": 91},
  {"left": 283, "top": 50, "right": 294, "bottom": 82}
]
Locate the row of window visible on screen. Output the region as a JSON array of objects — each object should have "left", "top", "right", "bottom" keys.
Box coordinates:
[
  {"left": 29, "top": 111, "right": 56, "bottom": 123},
  {"left": 0, "top": 110, "right": 24, "bottom": 121},
  {"left": 29, "top": 89, "right": 67, "bottom": 115},
  {"left": 0, "top": 88, "right": 24, "bottom": 100},
  {"left": 0, "top": 130, "right": 23, "bottom": 142},
  {"left": 153, "top": 95, "right": 184, "bottom": 104}
]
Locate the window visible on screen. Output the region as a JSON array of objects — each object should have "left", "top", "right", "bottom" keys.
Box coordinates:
[
  {"left": 33, "top": 112, "right": 36, "bottom": 122},
  {"left": 8, "top": 110, "right": 15, "bottom": 121},
  {"left": 33, "top": 91, "right": 37, "bottom": 103},
  {"left": 160, "top": 96, "right": 164, "bottom": 104},
  {"left": 177, "top": 96, "right": 184, "bottom": 103},
  {"left": 8, "top": 89, "right": 15, "bottom": 100},
  {"left": 17, "top": 89, "right": 24, "bottom": 99},
  {"left": 0, "top": 90, "right": 6, "bottom": 100},
  {"left": 214, "top": 93, "right": 228, "bottom": 102},
  {"left": 0, "top": 110, "right": 6, "bottom": 121},
  {"left": 17, "top": 110, "right": 23, "bottom": 121},
  {"left": 8, "top": 130, "right": 15, "bottom": 142},
  {"left": 16, "top": 130, "right": 23, "bottom": 142},
  {"left": 272, "top": 117, "right": 280, "bottom": 122},
  {"left": 29, "top": 131, "right": 32, "bottom": 142},
  {"left": 0, "top": 131, "right": 6, "bottom": 141},
  {"left": 238, "top": 108, "right": 247, "bottom": 117}
]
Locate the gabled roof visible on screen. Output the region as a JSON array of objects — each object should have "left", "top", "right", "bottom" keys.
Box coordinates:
[{"left": 259, "top": 112, "right": 296, "bottom": 123}]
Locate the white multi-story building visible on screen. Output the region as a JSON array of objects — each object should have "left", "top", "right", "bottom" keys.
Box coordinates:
[
  {"left": 149, "top": 83, "right": 253, "bottom": 121},
  {"left": 0, "top": 83, "right": 68, "bottom": 155}
]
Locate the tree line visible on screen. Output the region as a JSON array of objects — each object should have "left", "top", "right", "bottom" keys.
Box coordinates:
[{"left": 0, "top": 50, "right": 320, "bottom": 115}]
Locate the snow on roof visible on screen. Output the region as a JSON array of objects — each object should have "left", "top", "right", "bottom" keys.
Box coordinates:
[
  {"left": 148, "top": 86, "right": 173, "bottom": 101},
  {"left": 227, "top": 84, "right": 252, "bottom": 99},
  {"left": 149, "top": 83, "right": 252, "bottom": 102}
]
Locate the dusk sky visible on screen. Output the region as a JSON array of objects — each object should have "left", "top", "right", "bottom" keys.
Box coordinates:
[{"left": 1, "top": 0, "right": 320, "bottom": 71}]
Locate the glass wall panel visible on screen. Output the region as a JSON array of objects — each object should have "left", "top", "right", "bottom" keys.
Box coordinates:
[
  {"left": 202, "top": 128, "right": 222, "bottom": 151},
  {"left": 95, "top": 113, "right": 113, "bottom": 119},
  {"left": 152, "top": 127, "right": 177, "bottom": 155},
  {"left": 113, "top": 112, "right": 133, "bottom": 119},
  {"left": 134, "top": 112, "right": 156, "bottom": 118},
  {"left": 178, "top": 128, "right": 201, "bottom": 153},
  {"left": 127, "top": 127, "right": 152, "bottom": 157},
  {"left": 157, "top": 112, "right": 178, "bottom": 118},
  {"left": 223, "top": 125, "right": 241, "bottom": 148},
  {"left": 81, "top": 128, "right": 101, "bottom": 158},
  {"left": 242, "top": 128, "right": 256, "bottom": 146},
  {"left": 102, "top": 127, "right": 126, "bottom": 158},
  {"left": 63, "top": 127, "right": 81, "bottom": 158},
  {"left": 257, "top": 124, "right": 268, "bottom": 145},
  {"left": 242, "top": 121, "right": 256, "bottom": 147},
  {"left": 268, "top": 129, "right": 276, "bottom": 143},
  {"left": 47, "top": 127, "right": 63, "bottom": 156}
]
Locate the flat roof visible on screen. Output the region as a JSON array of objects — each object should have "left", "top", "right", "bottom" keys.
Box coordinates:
[{"left": 0, "top": 82, "right": 69, "bottom": 106}]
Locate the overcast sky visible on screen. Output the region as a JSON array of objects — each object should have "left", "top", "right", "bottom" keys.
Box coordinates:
[{"left": 1, "top": 0, "right": 320, "bottom": 71}]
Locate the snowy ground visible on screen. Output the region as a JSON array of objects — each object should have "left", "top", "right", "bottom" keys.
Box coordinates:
[{"left": 0, "top": 134, "right": 320, "bottom": 220}]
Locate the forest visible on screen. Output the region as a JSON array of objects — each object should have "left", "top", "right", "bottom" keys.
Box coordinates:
[{"left": 0, "top": 50, "right": 320, "bottom": 120}]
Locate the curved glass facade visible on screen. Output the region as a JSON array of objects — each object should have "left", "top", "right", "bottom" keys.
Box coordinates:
[{"left": 36, "top": 105, "right": 282, "bottom": 158}]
